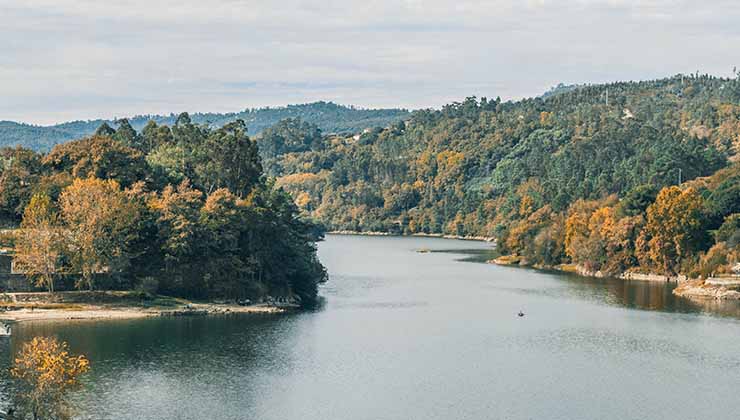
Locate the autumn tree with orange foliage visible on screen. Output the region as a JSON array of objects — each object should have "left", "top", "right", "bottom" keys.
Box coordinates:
[
  {"left": 639, "top": 186, "right": 707, "bottom": 275},
  {"left": 59, "top": 178, "right": 142, "bottom": 290},
  {"left": 42, "top": 135, "right": 147, "bottom": 188},
  {"left": 9, "top": 337, "right": 90, "bottom": 420},
  {"left": 505, "top": 205, "right": 558, "bottom": 263},
  {"left": 564, "top": 199, "right": 602, "bottom": 268}
]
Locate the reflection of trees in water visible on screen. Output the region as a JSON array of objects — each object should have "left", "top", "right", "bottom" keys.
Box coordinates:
[
  {"left": 429, "top": 248, "right": 499, "bottom": 263},
  {"left": 0, "top": 337, "right": 15, "bottom": 413},
  {"left": 451, "top": 249, "right": 740, "bottom": 319},
  {"left": 563, "top": 273, "right": 740, "bottom": 318},
  {"left": 685, "top": 298, "right": 740, "bottom": 318},
  {"left": 608, "top": 280, "right": 675, "bottom": 310},
  {"left": 1, "top": 314, "right": 301, "bottom": 418}
]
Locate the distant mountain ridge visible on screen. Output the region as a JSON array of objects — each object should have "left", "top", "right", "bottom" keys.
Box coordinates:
[{"left": 0, "top": 101, "right": 410, "bottom": 151}]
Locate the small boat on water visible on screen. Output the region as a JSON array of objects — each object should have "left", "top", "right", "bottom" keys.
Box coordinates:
[{"left": 0, "top": 322, "right": 11, "bottom": 337}]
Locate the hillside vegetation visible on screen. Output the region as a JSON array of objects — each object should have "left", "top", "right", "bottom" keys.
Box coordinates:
[
  {"left": 269, "top": 74, "right": 740, "bottom": 278},
  {"left": 0, "top": 115, "right": 326, "bottom": 306},
  {"left": 0, "top": 102, "right": 410, "bottom": 151}
]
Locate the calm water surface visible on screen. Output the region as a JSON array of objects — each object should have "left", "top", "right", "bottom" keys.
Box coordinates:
[{"left": 2, "top": 234, "right": 740, "bottom": 419}]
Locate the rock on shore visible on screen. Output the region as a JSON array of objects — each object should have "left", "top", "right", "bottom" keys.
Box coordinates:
[{"left": 673, "top": 280, "right": 740, "bottom": 300}]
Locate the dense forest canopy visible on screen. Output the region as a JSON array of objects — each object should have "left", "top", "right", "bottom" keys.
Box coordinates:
[
  {"left": 2, "top": 115, "right": 327, "bottom": 306},
  {"left": 269, "top": 74, "right": 740, "bottom": 278},
  {"left": 0, "top": 102, "right": 410, "bottom": 152}
]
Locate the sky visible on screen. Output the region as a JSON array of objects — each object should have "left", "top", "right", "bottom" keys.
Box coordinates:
[{"left": 1, "top": 0, "right": 739, "bottom": 125}]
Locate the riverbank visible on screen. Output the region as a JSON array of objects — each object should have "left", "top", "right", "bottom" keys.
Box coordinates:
[
  {"left": 490, "top": 255, "right": 740, "bottom": 301},
  {"left": 0, "top": 291, "right": 291, "bottom": 323},
  {"left": 328, "top": 230, "right": 496, "bottom": 242},
  {"left": 492, "top": 255, "right": 685, "bottom": 282}
]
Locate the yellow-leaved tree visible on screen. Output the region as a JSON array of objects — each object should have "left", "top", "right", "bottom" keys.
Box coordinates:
[
  {"left": 10, "top": 337, "right": 90, "bottom": 420},
  {"left": 640, "top": 186, "right": 706, "bottom": 275},
  {"left": 14, "top": 194, "right": 64, "bottom": 292},
  {"left": 564, "top": 199, "right": 601, "bottom": 264},
  {"left": 59, "top": 177, "right": 141, "bottom": 290}
]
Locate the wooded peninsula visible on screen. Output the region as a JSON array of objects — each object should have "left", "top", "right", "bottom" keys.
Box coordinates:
[{"left": 0, "top": 115, "right": 327, "bottom": 309}]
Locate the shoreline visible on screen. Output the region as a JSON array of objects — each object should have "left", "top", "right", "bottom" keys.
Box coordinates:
[
  {"left": 490, "top": 255, "right": 740, "bottom": 301},
  {"left": 329, "top": 234, "right": 739, "bottom": 301},
  {"left": 0, "top": 303, "right": 287, "bottom": 324},
  {"left": 327, "top": 230, "right": 495, "bottom": 243},
  {"left": 0, "top": 291, "right": 291, "bottom": 323}
]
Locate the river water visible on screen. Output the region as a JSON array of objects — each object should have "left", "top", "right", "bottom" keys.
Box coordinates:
[{"left": 1, "top": 234, "right": 740, "bottom": 419}]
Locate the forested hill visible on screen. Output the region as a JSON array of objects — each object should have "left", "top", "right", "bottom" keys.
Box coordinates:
[
  {"left": 0, "top": 102, "right": 410, "bottom": 151},
  {"left": 271, "top": 74, "right": 740, "bottom": 278}
]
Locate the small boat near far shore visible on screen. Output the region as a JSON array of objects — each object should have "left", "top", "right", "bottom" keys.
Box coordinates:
[{"left": 0, "top": 322, "right": 11, "bottom": 337}]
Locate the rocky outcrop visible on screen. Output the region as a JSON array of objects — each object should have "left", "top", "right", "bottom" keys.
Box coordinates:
[
  {"left": 573, "top": 265, "right": 608, "bottom": 278},
  {"left": 673, "top": 280, "right": 740, "bottom": 300},
  {"left": 619, "top": 271, "right": 687, "bottom": 282}
]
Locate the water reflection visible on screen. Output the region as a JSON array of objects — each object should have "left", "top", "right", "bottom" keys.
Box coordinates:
[
  {"left": 0, "top": 236, "right": 739, "bottom": 420},
  {"left": 1, "top": 313, "right": 304, "bottom": 419},
  {"left": 443, "top": 247, "right": 740, "bottom": 319}
]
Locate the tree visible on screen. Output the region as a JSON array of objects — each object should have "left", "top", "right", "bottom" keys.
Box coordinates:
[
  {"left": 244, "top": 185, "right": 326, "bottom": 306},
  {"left": 641, "top": 186, "right": 707, "bottom": 274},
  {"left": 198, "top": 189, "right": 254, "bottom": 298},
  {"left": 146, "top": 143, "right": 187, "bottom": 184},
  {"left": 113, "top": 118, "right": 141, "bottom": 150},
  {"left": 94, "top": 122, "right": 115, "bottom": 137},
  {"left": 620, "top": 184, "right": 658, "bottom": 216},
  {"left": 59, "top": 178, "right": 141, "bottom": 290},
  {"left": 705, "top": 167, "right": 740, "bottom": 227},
  {"left": 564, "top": 199, "right": 600, "bottom": 263},
  {"left": 147, "top": 181, "right": 204, "bottom": 295},
  {"left": 141, "top": 120, "right": 174, "bottom": 153},
  {"left": 43, "top": 136, "right": 148, "bottom": 188},
  {"left": 192, "top": 120, "right": 263, "bottom": 196},
  {"left": 0, "top": 147, "right": 43, "bottom": 221},
  {"left": 10, "top": 337, "right": 90, "bottom": 420},
  {"left": 696, "top": 243, "right": 730, "bottom": 278},
  {"left": 716, "top": 213, "right": 740, "bottom": 247},
  {"left": 171, "top": 112, "right": 207, "bottom": 157},
  {"left": 14, "top": 194, "right": 64, "bottom": 292},
  {"left": 258, "top": 118, "right": 323, "bottom": 176}
]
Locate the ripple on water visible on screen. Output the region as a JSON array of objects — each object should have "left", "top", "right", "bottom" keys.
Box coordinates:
[
  {"left": 523, "top": 327, "right": 740, "bottom": 370},
  {"left": 333, "top": 301, "right": 430, "bottom": 310}
]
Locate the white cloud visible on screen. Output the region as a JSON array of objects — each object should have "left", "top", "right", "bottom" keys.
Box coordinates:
[{"left": 1, "top": 0, "right": 738, "bottom": 124}]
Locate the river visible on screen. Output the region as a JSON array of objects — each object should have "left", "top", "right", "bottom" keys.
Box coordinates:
[{"left": 2, "top": 234, "right": 740, "bottom": 419}]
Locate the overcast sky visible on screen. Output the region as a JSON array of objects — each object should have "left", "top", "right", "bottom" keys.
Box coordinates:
[{"left": 1, "top": 0, "right": 739, "bottom": 125}]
